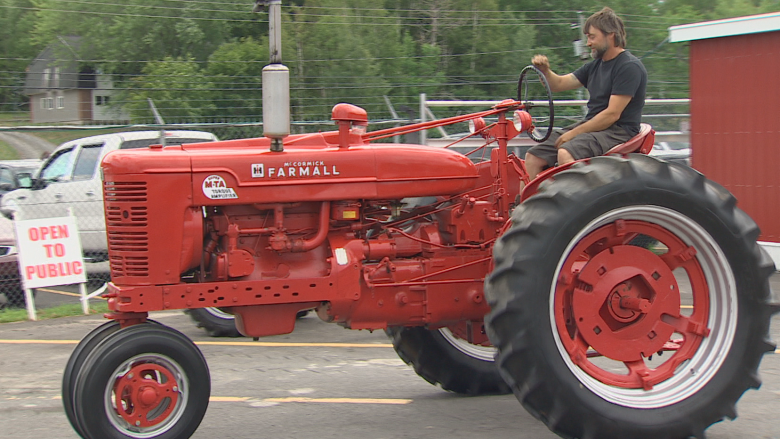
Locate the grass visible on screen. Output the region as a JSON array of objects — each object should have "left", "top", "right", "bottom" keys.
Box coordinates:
[
  {"left": 0, "top": 300, "right": 109, "bottom": 323},
  {"left": 0, "top": 141, "right": 20, "bottom": 159},
  {"left": 32, "top": 129, "right": 125, "bottom": 146}
]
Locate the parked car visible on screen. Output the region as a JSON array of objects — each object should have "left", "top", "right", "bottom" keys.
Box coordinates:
[
  {"left": 648, "top": 141, "right": 691, "bottom": 166},
  {"left": 0, "top": 131, "right": 218, "bottom": 261},
  {"left": 0, "top": 219, "right": 24, "bottom": 308},
  {"left": 0, "top": 159, "right": 42, "bottom": 199}
]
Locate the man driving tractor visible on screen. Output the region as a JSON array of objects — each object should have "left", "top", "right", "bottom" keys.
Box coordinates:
[{"left": 524, "top": 7, "right": 648, "bottom": 179}]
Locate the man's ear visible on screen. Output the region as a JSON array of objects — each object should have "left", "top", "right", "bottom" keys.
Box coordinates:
[{"left": 608, "top": 32, "right": 616, "bottom": 47}]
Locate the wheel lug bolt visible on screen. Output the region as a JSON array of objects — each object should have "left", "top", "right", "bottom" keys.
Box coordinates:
[
  {"left": 127, "top": 373, "right": 134, "bottom": 379},
  {"left": 135, "top": 421, "right": 141, "bottom": 426},
  {"left": 173, "top": 386, "right": 178, "bottom": 392}
]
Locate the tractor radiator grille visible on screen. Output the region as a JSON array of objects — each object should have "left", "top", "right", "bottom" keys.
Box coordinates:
[{"left": 104, "top": 181, "right": 149, "bottom": 277}]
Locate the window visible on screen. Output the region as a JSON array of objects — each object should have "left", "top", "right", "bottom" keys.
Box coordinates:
[
  {"left": 41, "top": 97, "right": 54, "bottom": 110},
  {"left": 40, "top": 148, "right": 75, "bottom": 182},
  {"left": 56, "top": 96, "right": 64, "bottom": 109},
  {"left": 72, "top": 144, "right": 103, "bottom": 180},
  {"left": 0, "top": 168, "right": 14, "bottom": 187},
  {"left": 95, "top": 95, "right": 110, "bottom": 106},
  {"left": 54, "top": 67, "right": 60, "bottom": 88},
  {"left": 43, "top": 68, "right": 50, "bottom": 87}
]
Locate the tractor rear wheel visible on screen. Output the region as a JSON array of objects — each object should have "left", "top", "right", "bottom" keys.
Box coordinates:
[
  {"left": 386, "top": 324, "right": 510, "bottom": 395},
  {"left": 485, "top": 155, "right": 777, "bottom": 439},
  {"left": 72, "top": 322, "right": 210, "bottom": 439},
  {"left": 185, "top": 307, "right": 242, "bottom": 337}
]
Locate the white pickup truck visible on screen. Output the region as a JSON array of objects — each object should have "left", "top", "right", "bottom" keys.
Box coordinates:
[{"left": 0, "top": 131, "right": 217, "bottom": 260}]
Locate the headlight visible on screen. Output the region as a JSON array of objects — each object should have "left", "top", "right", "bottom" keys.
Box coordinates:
[
  {"left": 513, "top": 110, "right": 532, "bottom": 133},
  {"left": 468, "top": 117, "right": 487, "bottom": 134},
  {"left": 0, "top": 245, "right": 17, "bottom": 257}
]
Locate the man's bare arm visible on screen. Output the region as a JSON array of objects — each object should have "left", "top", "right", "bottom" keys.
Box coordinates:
[{"left": 531, "top": 55, "right": 582, "bottom": 92}]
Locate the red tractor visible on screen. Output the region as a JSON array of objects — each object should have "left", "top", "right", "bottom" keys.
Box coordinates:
[{"left": 62, "top": 6, "right": 777, "bottom": 437}]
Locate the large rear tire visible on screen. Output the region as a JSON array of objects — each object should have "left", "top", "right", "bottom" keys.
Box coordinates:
[
  {"left": 387, "top": 325, "right": 510, "bottom": 395},
  {"left": 485, "top": 155, "right": 777, "bottom": 439}
]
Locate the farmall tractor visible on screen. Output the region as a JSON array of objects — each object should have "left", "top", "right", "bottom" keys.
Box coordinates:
[{"left": 63, "top": 5, "right": 777, "bottom": 439}]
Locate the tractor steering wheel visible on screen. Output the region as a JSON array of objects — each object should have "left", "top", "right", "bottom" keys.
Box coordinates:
[{"left": 517, "top": 65, "right": 554, "bottom": 143}]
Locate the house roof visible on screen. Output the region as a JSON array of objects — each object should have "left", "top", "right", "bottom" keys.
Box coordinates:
[
  {"left": 24, "top": 36, "right": 95, "bottom": 95},
  {"left": 669, "top": 12, "right": 780, "bottom": 42}
]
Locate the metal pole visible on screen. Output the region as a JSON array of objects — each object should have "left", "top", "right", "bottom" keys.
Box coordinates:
[
  {"left": 383, "top": 95, "right": 401, "bottom": 143},
  {"left": 12, "top": 209, "right": 37, "bottom": 320},
  {"left": 147, "top": 98, "right": 166, "bottom": 147},
  {"left": 267, "top": 0, "right": 282, "bottom": 64},
  {"left": 419, "top": 93, "right": 427, "bottom": 146}
]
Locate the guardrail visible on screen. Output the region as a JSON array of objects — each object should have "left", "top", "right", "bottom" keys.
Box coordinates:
[{"left": 418, "top": 95, "right": 691, "bottom": 145}]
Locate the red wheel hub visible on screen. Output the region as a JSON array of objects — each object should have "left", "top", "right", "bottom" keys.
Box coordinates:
[
  {"left": 572, "top": 245, "right": 679, "bottom": 362},
  {"left": 554, "top": 220, "right": 711, "bottom": 390},
  {"left": 114, "top": 363, "right": 180, "bottom": 428}
]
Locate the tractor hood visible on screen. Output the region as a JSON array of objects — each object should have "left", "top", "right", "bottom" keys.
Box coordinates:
[{"left": 102, "top": 137, "right": 479, "bottom": 205}]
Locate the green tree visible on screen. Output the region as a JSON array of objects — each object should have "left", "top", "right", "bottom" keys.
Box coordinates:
[
  {"left": 120, "top": 57, "right": 215, "bottom": 122},
  {"left": 0, "top": 0, "right": 40, "bottom": 114},
  {"left": 206, "top": 38, "right": 267, "bottom": 120}
]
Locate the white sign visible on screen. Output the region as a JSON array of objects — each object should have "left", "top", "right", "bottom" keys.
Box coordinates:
[
  {"left": 202, "top": 175, "right": 238, "bottom": 199},
  {"left": 14, "top": 216, "right": 87, "bottom": 289}
]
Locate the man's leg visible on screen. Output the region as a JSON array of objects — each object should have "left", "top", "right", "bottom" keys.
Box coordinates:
[
  {"left": 525, "top": 152, "right": 549, "bottom": 180},
  {"left": 557, "top": 148, "right": 576, "bottom": 165}
]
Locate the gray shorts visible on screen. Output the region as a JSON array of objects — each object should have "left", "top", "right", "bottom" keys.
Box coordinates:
[{"left": 526, "top": 121, "right": 633, "bottom": 167}]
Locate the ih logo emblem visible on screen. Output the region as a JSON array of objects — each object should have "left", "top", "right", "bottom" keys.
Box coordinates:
[{"left": 251, "top": 163, "right": 264, "bottom": 178}]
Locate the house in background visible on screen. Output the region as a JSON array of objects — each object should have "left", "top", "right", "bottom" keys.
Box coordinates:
[{"left": 24, "top": 36, "right": 127, "bottom": 124}]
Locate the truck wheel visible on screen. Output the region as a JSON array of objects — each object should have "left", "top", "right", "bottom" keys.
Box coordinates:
[
  {"left": 62, "top": 321, "right": 121, "bottom": 437},
  {"left": 485, "top": 155, "right": 777, "bottom": 439},
  {"left": 72, "top": 323, "right": 210, "bottom": 439},
  {"left": 386, "top": 325, "right": 510, "bottom": 395},
  {"left": 185, "top": 307, "right": 242, "bottom": 337}
]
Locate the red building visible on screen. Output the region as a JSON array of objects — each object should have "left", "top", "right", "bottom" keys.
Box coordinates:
[{"left": 670, "top": 12, "right": 780, "bottom": 268}]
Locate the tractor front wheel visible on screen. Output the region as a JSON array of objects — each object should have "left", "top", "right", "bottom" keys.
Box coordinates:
[
  {"left": 71, "top": 322, "right": 210, "bottom": 439},
  {"left": 62, "top": 321, "right": 121, "bottom": 437},
  {"left": 486, "top": 155, "right": 777, "bottom": 439},
  {"left": 386, "top": 324, "right": 510, "bottom": 395}
]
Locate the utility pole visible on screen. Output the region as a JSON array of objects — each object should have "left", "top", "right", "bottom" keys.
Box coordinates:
[
  {"left": 255, "top": 0, "right": 290, "bottom": 152},
  {"left": 574, "top": 11, "right": 587, "bottom": 115}
]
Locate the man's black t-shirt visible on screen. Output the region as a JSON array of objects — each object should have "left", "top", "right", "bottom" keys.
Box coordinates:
[{"left": 573, "top": 50, "right": 647, "bottom": 136}]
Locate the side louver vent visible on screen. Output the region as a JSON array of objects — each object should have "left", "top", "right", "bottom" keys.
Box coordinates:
[{"left": 104, "top": 181, "right": 149, "bottom": 277}]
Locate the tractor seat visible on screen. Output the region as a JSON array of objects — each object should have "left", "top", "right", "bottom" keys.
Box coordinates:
[{"left": 605, "top": 123, "right": 655, "bottom": 155}]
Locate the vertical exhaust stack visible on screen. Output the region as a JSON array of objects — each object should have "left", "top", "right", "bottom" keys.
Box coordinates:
[{"left": 256, "top": 0, "right": 290, "bottom": 152}]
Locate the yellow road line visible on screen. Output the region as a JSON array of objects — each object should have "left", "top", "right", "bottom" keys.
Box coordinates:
[
  {"left": 196, "top": 341, "right": 393, "bottom": 348},
  {"left": 2, "top": 395, "right": 411, "bottom": 405},
  {"left": 0, "top": 340, "right": 78, "bottom": 345},
  {"left": 210, "top": 396, "right": 251, "bottom": 402},
  {"left": 0, "top": 339, "right": 392, "bottom": 348},
  {"left": 263, "top": 397, "right": 412, "bottom": 405},
  {"left": 35, "top": 288, "right": 107, "bottom": 299}
]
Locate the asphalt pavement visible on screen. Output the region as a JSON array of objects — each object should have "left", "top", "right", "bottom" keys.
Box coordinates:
[{"left": 0, "top": 275, "right": 779, "bottom": 439}]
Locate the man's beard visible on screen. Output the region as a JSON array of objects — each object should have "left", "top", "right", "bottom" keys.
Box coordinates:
[{"left": 591, "top": 43, "right": 608, "bottom": 59}]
